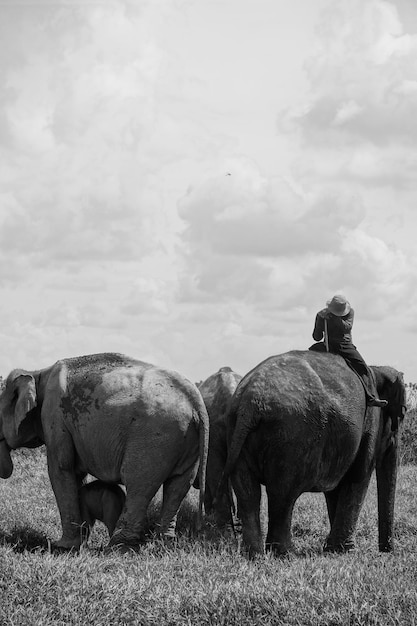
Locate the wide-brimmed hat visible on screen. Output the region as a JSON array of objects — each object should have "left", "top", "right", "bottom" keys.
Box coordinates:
[{"left": 326, "top": 294, "right": 351, "bottom": 317}]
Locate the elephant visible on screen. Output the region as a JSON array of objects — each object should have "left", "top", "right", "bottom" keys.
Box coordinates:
[
  {"left": 198, "top": 367, "right": 242, "bottom": 527},
  {"left": 222, "top": 350, "right": 406, "bottom": 557},
  {"left": 0, "top": 352, "right": 209, "bottom": 551},
  {"left": 79, "top": 480, "right": 126, "bottom": 539}
]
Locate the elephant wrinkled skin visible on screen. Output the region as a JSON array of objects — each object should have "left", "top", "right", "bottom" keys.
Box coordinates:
[
  {"left": 0, "top": 353, "right": 209, "bottom": 551},
  {"left": 223, "top": 350, "right": 406, "bottom": 557},
  {"left": 79, "top": 480, "right": 126, "bottom": 540},
  {"left": 198, "top": 367, "right": 242, "bottom": 527}
]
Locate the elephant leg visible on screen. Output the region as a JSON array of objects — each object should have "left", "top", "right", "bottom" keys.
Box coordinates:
[
  {"left": 108, "top": 489, "right": 153, "bottom": 551},
  {"left": 204, "top": 484, "right": 214, "bottom": 516},
  {"left": 324, "top": 476, "right": 371, "bottom": 552},
  {"left": 108, "top": 462, "right": 164, "bottom": 550},
  {"left": 214, "top": 487, "right": 236, "bottom": 531},
  {"left": 376, "top": 440, "right": 398, "bottom": 552},
  {"left": 103, "top": 493, "right": 125, "bottom": 537},
  {"left": 324, "top": 489, "right": 338, "bottom": 528},
  {"left": 265, "top": 489, "right": 296, "bottom": 555},
  {"left": 208, "top": 459, "right": 235, "bottom": 529},
  {"left": 79, "top": 494, "right": 94, "bottom": 542},
  {"left": 158, "top": 469, "right": 197, "bottom": 539},
  {"left": 231, "top": 461, "right": 263, "bottom": 558},
  {"left": 206, "top": 434, "right": 231, "bottom": 528},
  {"left": 47, "top": 450, "right": 86, "bottom": 550}
]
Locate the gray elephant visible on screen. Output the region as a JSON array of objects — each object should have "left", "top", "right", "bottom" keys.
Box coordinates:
[
  {"left": 223, "top": 350, "right": 406, "bottom": 557},
  {"left": 198, "top": 367, "right": 242, "bottom": 527},
  {"left": 0, "top": 353, "right": 209, "bottom": 551},
  {"left": 79, "top": 480, "right": 126, "bottom": 540}
]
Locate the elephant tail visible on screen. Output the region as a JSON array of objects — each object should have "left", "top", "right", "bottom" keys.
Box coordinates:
[
  {"left": 216, "top": 401, "right": 259, "bottom": 500},
  {"left": 196, "top": 402, "right": 209, "bottom": 531}
]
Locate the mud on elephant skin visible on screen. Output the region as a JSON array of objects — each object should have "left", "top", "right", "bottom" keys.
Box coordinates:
[
  {"left": 79, "top": 480, "right": 126, "bottom": 541},
  {"left": 0, "top": 353, "right": 209, "bottom": 552},
  {"left": 223, "top": 350, "right": 406, "bottom": 558},
  {"left": 197, "top": 367, "right": 242, "bottom": 529}
]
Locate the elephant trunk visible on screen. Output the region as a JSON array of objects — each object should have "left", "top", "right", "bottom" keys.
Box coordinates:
[
  {"left": 376, "top": 434, "right": 399, "bottom": 552},
  {"left": 0, "top": 438, "right": 13, "bottom": 479}
]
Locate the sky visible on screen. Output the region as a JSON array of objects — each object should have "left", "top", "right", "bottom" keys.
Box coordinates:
[{"left": 0, "top": 0, "right": 417, "bottom": 384}]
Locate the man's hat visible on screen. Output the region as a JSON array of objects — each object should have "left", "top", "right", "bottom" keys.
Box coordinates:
[{"left": 326, "top": 294, "right": 351, "bottom": 317}]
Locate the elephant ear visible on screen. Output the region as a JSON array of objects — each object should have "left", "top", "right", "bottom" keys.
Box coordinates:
[
  {"left": 374, "top": 367, "right": 406, "bottom": 432},
  {"left": 12, "top": 373, "right": 37, "bottom": 433},
  {"left": 390, "top": 370, "right": 407, "bottom": 432}
]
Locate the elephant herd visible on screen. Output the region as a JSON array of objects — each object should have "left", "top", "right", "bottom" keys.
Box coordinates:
[{"left": 0, "top": 350, "right": 407, "bottom": 558}]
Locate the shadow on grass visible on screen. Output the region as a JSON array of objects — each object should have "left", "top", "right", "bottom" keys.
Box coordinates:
[{"left": 0, "top": 526, "right": 50, "bottom": 553}]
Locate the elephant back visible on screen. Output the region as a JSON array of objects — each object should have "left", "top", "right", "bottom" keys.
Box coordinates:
[
  {"left": 224, "top": 350, "right": 366, "bottom": 476},
  {"left": 199, "top": 367, "right": 242, "bottom": 425}
]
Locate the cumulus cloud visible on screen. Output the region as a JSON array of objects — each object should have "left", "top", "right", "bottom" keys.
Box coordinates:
[
  {"left": 283, "top": 0, "right": 417, "bottom": 156},
  {"left": 176, "top": 0, "right": 417, "bottom": 352},
  {"left": 1, "top": 0, "right": 417, "bottom": 383},
  {"left": 177, "top": 153, "right": 411, "bottom": 319},
  {"left": 179, "top": 158, "right": 364, "bottom": 258},
  {"left": 0, "top": 2, "right": 174, "bottom": 284},
  {"left": 277, "top": 0, "right": 417, "bottom": 318},
  {"left": 0, "top": 1, "right": 201, "bottom": 373}
]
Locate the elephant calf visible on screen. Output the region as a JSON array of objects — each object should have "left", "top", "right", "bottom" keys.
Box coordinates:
[{"left": 79, "top": 480, "right": 126, "bottom": 539}]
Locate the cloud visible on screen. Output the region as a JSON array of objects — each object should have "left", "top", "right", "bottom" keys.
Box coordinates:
[
  {"left": 332, "top": 100, "right": 363, "bottom": 126},
  {"left": 177, "top": 151, "right": 415, "bottom": 325},
  {"left": 283, "top": 0, "right": 417, "bottom": 154},
  {"left": 264, "top": 0, "right": 417, "bottom": 322},
  {"left": 179, "top": 157, "right": 364, "bottom": 257},
  {"left": 0, "top": 1, "right": 199, "bottom": 374},
  {"left": 0, "top": 0, "right": 416, "bottom": 384},
  {"left": 0, "top": 2, "right": 172, "bottom": 285}
]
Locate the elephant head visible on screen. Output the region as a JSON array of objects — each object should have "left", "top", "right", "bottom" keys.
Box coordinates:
[
  {"left": 373, "top": 366, "right": 407, "bottom": 433},
  {"left": 0, "top": 369, "right": 43, "bottom": 478}
]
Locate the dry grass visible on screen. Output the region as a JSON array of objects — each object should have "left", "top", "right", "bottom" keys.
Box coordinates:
[{"left": 0, "top": 448, "right": 416, "bottom": 625}]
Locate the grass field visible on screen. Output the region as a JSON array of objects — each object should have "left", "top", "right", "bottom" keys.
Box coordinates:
[{"left": 0, "top": 448, "right": 416, "bottom": 625}]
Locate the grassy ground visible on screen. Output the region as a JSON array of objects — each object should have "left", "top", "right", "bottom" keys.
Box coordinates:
[{"left": 0, "top": 448, "right": 416, "bottom": 625}]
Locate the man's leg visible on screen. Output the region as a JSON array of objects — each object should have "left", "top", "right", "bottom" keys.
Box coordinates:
[{"left": 338, "top": 345, "right": 387, "bottom": 407}]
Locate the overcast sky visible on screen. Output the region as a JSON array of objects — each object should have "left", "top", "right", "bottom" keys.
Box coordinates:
[{"left": 0, "top": 0, "right": 416, "bottom": 384}]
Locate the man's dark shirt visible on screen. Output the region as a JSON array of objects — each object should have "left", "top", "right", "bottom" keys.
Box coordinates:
[{"left": 312, "top": 308, "right": 355, "bottom": 350}]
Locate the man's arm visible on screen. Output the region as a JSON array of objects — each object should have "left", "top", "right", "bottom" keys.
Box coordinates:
[
  {"left": 339, "top": 309, "right": 354, "bottom": 331},
  {"left": 312, "top": 312, "right": 325, "bottom": 341}
]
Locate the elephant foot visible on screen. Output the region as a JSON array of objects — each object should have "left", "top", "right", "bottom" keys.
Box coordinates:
[
  {"left": 247, "top": 546, "right": 266, "bottom": 560},
  {"left": 379, "top": 541, "right": 394, "bottom": 553},
  {"left": 323, "top": 539, "right": 355, "bottom": 553},
  {"left": 151, "top": 531, "right": 178, "bottom": 548},
  {"left": 266, "top": 541, "right": 292, "bottom": 557},
  {"left": 155, "top": 519, "right": 177, "bottom": 540},
  {"left": 158, "top": 529, "right": 176, "bottom": 542},
  {"left": 104, "top": 542, "right": 138, "bottom": 555},
  {"left": 51, "top": 537, "right": 81, "bottom": 554},
  {"left": 243, "top": 540, "right": 266, "bottom": 560},
  {"left": 106, "top": 529, "right": 143, "bottom": 554},
  {"left": 221, "top": 523, "right": 238, "bottom": 539}
]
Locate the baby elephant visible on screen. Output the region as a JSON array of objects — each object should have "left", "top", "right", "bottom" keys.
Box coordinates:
[{"left": 79, "top": 480, "right": 126, "bottom": 539}]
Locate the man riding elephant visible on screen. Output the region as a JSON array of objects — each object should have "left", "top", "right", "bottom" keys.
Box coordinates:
[{"left": 310, "top": 294, "right": 387, "bottom": 408}]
